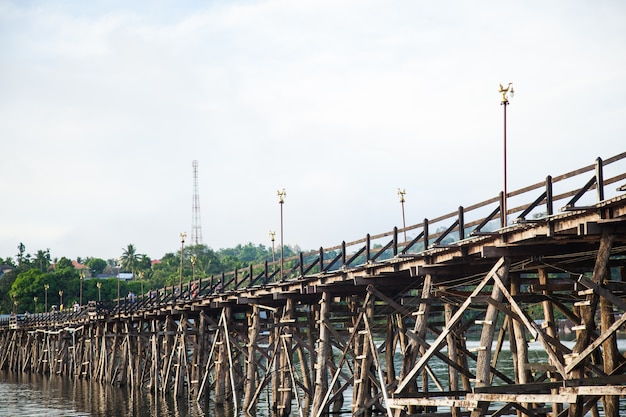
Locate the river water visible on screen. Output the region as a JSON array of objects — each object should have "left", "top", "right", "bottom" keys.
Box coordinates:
[
  {"left": 1, "top": 339, "right": 624, "bottom": 416},
  {"left": 0, "top": 370, "right": 236, "bottom": 417}
]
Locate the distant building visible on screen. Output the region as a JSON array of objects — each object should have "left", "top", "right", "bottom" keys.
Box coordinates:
[
  {"left": 0, "top": 264, "right": 14, "bottom": 279},
  {"left": 117, "top": 272, "right": 134, "bottom": 281},
  {"left": 72, "top": 260, "right": 91, "bottom": 277}
]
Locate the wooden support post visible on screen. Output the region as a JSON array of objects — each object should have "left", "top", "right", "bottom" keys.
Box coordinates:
[
  {"left": 278, "top": 298, "right": 294, "bottom": 417},
  {"left": 399, "top": 274, "right": 432, "bottom": 413},
  {"left": 539, "top": 268, "right": 562, "bottom": 417},
  {"left": 470, "top": 257, "right": 510, "bottom": 417},
  {"left": 312, "top": 291, "right": 331, "bottom": 416},
  {"left": 214, "top": 308, "right": 230, "bottom": 404},
  {"left": 444, "top": 300, "right": 460, "bottom": 417},
  {"left": 568, "top": 232, "right": 614, "bottom": 417},
  {"left": 510, "top": 273, "right": 531, "bottom": 416},
  {"left": 270, "top": 308, "right": 280, "bottom": 413},
  {"left": 385, "top": 313, "right": 396, "bottom": 386},
  {"left": 354, "top": 295, "right": 374, "bottom": 416},
  {"left": 243, "top": 304, "right": 261, "bottom": 411}
]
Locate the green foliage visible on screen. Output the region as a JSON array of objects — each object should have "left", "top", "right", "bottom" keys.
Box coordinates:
[
  {"left": 86, "top": 258, "right": 107, "bottom": 275},
  {"left": 0, "top": 241, "right": 308, "bottom": 312},
  {"left": 55, "top": 257, "right": 73, "bottom": 270}
]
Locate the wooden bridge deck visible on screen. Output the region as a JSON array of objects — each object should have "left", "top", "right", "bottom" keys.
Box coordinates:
[{"left": 2, "top": 152, "right": 626, "bottom": 417}]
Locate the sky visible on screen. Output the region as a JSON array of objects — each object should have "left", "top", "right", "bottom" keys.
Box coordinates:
[{"left": 1, "top": 0, "right": 625, "bottom": 262}]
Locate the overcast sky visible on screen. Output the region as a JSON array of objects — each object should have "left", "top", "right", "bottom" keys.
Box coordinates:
[{"left": 1, "top": 0, "right": 625, "bottom": 262}]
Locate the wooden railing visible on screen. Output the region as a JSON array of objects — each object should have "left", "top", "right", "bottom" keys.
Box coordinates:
[
  {"left": 207, "top": 151, "right": 626, "bottom": 289},
  {"left": 2, "top": 152, "right": 625, "bottom": 328}
]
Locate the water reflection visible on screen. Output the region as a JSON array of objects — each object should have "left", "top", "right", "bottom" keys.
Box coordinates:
[{"left": 0, "top": 370, "right": 235, "bottom": 417}]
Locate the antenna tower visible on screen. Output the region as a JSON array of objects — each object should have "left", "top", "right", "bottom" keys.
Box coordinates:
[{"left": 191, "top": 160, "right": 203, "bottom": 245}]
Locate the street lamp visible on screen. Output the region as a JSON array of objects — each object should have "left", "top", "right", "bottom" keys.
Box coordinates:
[
  {"left": 179, "top": 232, "right": 186, "bottom": 293},
  {"left": 96, "top": 281, "right": 102, "bottom": 302},
  {"left": 79, "top": 272, "right": 84, "bottom": 306},
  {"left": 13, "top": 298, "right": 18, "bottom": 314},
  {"left": 191, "top": 255, "right": 196, "bottom": 282},
  {"left": 397, "top": 188, "right": 407, "bottom": 242},
  {"left": 499, "top": 82, "right": 514, "bottom": 226},
  {"left": 59, "top": 290, "right": 64, "bottom": 309},
  {"left": 139, "top": 272, "right": 144, "bottom": 300},
  {"left": 34, "top": 296, "right": 38, "bottom": 314},
  {"left": 277, "top": 189, "right": 286, "bottom": 281},
  {"left": 44, "top": 284, "right": 49, "bottom": 312},
  {"left": 117, "top": 259, "right": 121, "bottom": 307},
  {"left": 269, "top": 231, "right": 276, "bottom": 264}
]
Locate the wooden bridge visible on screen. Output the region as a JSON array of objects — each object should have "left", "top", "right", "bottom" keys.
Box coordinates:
[{"left": 2, "top": 152, "right": 626, "bottom": 417}]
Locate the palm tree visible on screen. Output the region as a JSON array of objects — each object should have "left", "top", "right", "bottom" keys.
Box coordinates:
[
  {"left": 120, "top": 244, "right": 141, "bottom": 280},
  {"left": 34, "top": 249, "right": 51, "bottom": 272}
]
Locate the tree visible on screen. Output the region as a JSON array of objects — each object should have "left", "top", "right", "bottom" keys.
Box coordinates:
[
  {"left": 55, "top": 257, "right": 74, "bottom": 270},
  {"left": 34, "top": 249, "right": 51, "bottom": 272},
  {"left": 86, "top": 258, "right": 107, "bottom": 275},
  {"left": 120, "top": 244, "right": 141, "bottom": 279}
]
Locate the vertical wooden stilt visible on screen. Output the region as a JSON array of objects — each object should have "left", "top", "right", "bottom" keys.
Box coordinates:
[
  {"left": 312, "top": 291, "right": 330, "bottom": 416},
  {"left": 569, "top": 232, "right": 614, "bottom": 417},
  {"left": 243, "top": 304, "right": 260, "bottom": 410},
  {"left": 470, "top": 257, "right": 510, "bottom": 417}
]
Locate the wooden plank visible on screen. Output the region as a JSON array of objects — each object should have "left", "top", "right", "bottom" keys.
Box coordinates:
[{"left": 466, "top": 392, "right": 577, "bottom": 404}]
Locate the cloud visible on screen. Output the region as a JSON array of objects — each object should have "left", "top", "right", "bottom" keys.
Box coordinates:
[{"left": 1, "top": 0, "right": 625, "bottom": 260}]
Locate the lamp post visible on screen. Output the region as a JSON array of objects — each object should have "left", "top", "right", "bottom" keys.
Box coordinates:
[
  {"left": 191, "top": 256, "right": 196, "bottom": 282},
  {"left": 269, "top": 231, "right": 276, "bottom": 264},
  {"left": 117, "top": 259, "right": 121, "bottom": 307},
  {"left": 34, "top": 296, "right": 38, "bottom": 314},
  {"left": 44, "top": 284, "right": 49, "bottom": 312},
  {"left": 96, "top": 282, "right": 102, "bottom": 302},
  {"left": 139, "top": 272, "right": 144, "bottom": 300},
  {"left": 179, "top": 232, "right": 186, "bottom": 293},
  {"left": 79, "top": 272, "right": 84, "bottom": 306},
  {"left": 499, "top": 82, "right": 514, "bottom": 225},
  {"left": 277, "top": 189, "right": 286, "bottom": 281},
  {"left": 59, "top": 290, "right": 64, "bottom": 309},
  {"left": 13, "top": 298, "right": 18, "bottom": 314},
  {"left": 397, "top": 188, "right": 407, "bottom": 242}
]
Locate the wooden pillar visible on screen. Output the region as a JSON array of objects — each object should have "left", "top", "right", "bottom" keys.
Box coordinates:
[
  {"left": 539, "top": 267, "right": 562, "bottom": 417},
  {"left": 278, "top": 298, "right": 294, "bottom": 417},
  {"left": 270, "top": 308, "right": 280, "bottom": 413},
  {"left": 510, "top": 272, "right": 531, "bottom": 415},
  {"left": 444, "top": 301, "right": 460, "bottom": 417},
  {"left": 215, "top": 307, "right": 230, "bottom": 404},
  {"left": 470, "top": 258, "right": 510, "bottom": 417},
  {"left": 312, "top": 291, "right": 331, "bottom": 416},
  {"left": 385, "top": 313, "right": 396, "bottom": 385},
  {"left": 568, "top": 232, "right": 614, "bottom": 417},
  {"left": 399, "top": 274, "right": 432, "bottom": 414},
  {"left": 243, "top": 304, "right": 261, "bottom": 410},
  {"left": 354, "top": 294, "right": 374, "bottom": 416}
]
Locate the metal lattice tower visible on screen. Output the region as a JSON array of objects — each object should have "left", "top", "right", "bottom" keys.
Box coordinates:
[{"left": 191, "top": 160, "right": 203, "bottom": 245}]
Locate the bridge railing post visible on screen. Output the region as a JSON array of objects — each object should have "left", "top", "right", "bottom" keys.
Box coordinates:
[
  {"left": 499, "top": 191, "right": 506, "bottom": 227},
  {"left": 546, "top": 175, "right": 553, "bottom": 216},
  {"left": 423, "top": 219, "right": 429, "bottom": 250},
  {"left": 596, "top": 157, "right": 605, "bottom": 202},
  {"left": 366, "top": 234, "right": 371, "bottom": 263},
  {"left": 393, "top": 227, "right": 398, "bottom": 256},
  {"left": 458, "top": 206, "right": 465, "bottom": 240},
  {"left": 319, "top": 247, "right": 324, "bottom": 272}
]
